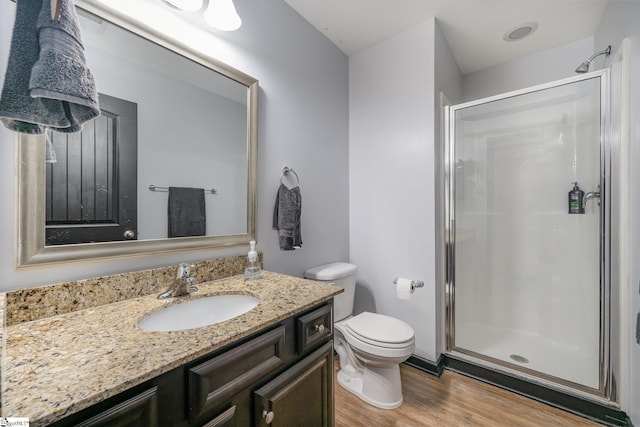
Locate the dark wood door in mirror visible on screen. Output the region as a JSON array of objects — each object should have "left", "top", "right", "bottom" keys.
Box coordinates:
[{"left": 45, "top": 93, "right": 138, "bottom": 245}]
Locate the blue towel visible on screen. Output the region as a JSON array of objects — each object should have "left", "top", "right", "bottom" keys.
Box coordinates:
[
  {"left": 272, "top": 184, "right": 302, "bottom": 250},
  {"left": 0, "top": 0, "right": 99, "bottom": 134},
  {"left": 168, "top": 187, "right": 206, "bottom": 238}
]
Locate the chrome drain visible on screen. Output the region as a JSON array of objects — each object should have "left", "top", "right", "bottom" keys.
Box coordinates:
[{"left": 510, "top": 354, "right": 529, "bottom": 364}]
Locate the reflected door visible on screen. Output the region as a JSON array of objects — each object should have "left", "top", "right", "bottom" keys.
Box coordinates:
[
  {"left": 45, "top": 93, "right": 137, "bottom": 245},
  {"left": 448, "top": 74, "right": 605, "bottom": 391}
]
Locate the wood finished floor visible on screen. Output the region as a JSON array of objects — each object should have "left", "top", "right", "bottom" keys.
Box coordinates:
[{"left": 334, "top": 361, "right": 602, "bottom": 427}]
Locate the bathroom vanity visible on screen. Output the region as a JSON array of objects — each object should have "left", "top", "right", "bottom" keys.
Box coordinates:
[{"left": 3, "top": 272, "right": 341, "bottom": 426}]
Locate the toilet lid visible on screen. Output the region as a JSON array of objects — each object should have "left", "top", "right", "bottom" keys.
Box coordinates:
[{"left": 345, "top": 312, "right": 414, "bottom": 345}]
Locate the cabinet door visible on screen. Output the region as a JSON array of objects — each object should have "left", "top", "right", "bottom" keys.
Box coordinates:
[
  {"left": 75, "top": 386, "right": 158, "bottom": 427},
  {"left": 189, "top": 326, "right": 286, "bottom": 424},
  {"left": 254, "top": 342, "right": 333, "bottom": 427}
]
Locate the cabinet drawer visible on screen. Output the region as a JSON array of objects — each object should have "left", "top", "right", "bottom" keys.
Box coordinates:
[
  {"left": 202, "top": 405, "right": 237, "bottom": 427},
  {"left": 75, "top": 386, "right": 158, "bottom": 427},
  {"left": 189, "top": 326, "right": 286, "bottom": 424},
  {"left": 297, "top": 303, "right": 332, "bottom": 354}
]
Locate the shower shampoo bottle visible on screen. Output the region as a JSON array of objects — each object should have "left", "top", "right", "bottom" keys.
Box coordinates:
[{"left": 568, "top": 182, "right": 585, "bottom": 214}]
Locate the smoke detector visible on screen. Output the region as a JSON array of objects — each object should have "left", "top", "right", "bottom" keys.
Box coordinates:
[{"left": 503, "top": 22, "right": 538, "bottom": 42}]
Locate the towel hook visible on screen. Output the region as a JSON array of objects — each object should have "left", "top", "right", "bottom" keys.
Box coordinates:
[{"left": 280, "top": 166, "right": 300, "bottom": 187}]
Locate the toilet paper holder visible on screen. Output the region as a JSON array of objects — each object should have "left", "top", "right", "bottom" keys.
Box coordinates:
[{"left": 393, "top": 277, "right": 424, "bottom": 292}]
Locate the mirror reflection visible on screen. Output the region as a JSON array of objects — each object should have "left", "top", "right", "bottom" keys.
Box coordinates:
[
  {"left": 16, "top": 3, "right": 258, "bottom": 266},
  {"left": 45, "top": 8, "right": 249, "bottom": 245}
]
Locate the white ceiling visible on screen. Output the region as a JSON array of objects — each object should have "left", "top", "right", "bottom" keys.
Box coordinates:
[{"left": 282, "top": 0, "right": 609, "bottom": 74}]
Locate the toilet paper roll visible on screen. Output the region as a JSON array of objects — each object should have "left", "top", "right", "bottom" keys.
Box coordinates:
[{"left": 396, "top": 277, "right": 413, "bottom": 301}]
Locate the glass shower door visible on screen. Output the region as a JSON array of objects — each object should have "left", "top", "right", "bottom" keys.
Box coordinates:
[{"left": 448, "top": 74, "right": 605, "bottom": 392}]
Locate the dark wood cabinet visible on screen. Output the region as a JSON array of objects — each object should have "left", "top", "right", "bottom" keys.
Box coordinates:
[
  {"left": 200, "top": 405, "right": 238, "bottom": 427},
  {"left": 75, "top": 387, "right": 158, "bottom": 427},
  {"left": 254, "top": 342, "right": 334, "bottom": 427},
  {"left": 296, "top": 304, "right": 332, "bottom": 354},
  {"left": 51, "top": 300, "right": 334, "bottom": 427},
  {"left": 189, "top": 326, "right": 287, "bottom": 425}
]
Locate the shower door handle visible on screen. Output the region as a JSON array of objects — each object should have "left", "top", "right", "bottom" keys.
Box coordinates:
[{"left": 583, "top": 186, "right": 601, "bottom": 208}]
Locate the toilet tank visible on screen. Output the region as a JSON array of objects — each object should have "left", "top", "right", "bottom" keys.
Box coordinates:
[{"left": 304, "top": 262, "right": 357, "bottom": 322}]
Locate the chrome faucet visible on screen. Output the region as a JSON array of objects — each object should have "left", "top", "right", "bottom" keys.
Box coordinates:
[
  {"left": 158, "top": 263, "right": 198, "bottom": 299},
  {"left": 583, "top": 185, "right": 601, "bottom": 209}
]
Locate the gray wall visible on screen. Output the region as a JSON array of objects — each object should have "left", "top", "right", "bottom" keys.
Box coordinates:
[
  {"left": 0, "top": 0, "right": 349, "bottom": 291},
  {"left": 349, "top": 19, "right": 438, "bottom": 361},
  {"left": 462, "top": 36, "right": 594, "bottom": 101},
  {"left": 594, "top": 2, "right": 640, "bottom": 424}
]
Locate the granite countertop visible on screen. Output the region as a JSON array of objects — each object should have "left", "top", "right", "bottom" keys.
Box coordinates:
[{"left": 2, "top": 271, "right": 342, "bottom": 426}]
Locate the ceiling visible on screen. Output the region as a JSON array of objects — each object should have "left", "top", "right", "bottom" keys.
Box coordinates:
[{"left": 282, "top": 0, "right": 609, "bottom": 74}]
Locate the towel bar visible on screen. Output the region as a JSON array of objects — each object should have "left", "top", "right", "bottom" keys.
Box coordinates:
[{"left": 149, "top": 185, "right": 217, "bottom": 194}]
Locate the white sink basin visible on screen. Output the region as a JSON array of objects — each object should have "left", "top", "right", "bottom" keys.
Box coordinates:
[{"left": 138, "top": 294, "right": 259, "bottom": 332}]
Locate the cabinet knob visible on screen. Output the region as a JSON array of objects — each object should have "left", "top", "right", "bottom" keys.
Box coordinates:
[
  {"left": 263, "top": 410, "right": 275, "bottom": 424},
  {"left": 315, "top": 324, "right": 325, "bottom": 333},
  {"left": 123, "top": 229, "right": 135, "bottom": 240}
]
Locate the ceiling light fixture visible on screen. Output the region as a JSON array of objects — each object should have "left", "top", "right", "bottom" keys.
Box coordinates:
[
  {"left": 503, "top": 22, "right": 538, "bottom": 42},
  {"left": 162, "top": 0, "right": 204, "bottom": 12},
  {"left": 204, "top": 0, "right": 242, "bottom": 31}
]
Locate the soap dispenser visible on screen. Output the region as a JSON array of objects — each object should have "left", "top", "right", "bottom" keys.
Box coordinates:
[
  {"left": 244, "top": 240, "right": 261, "bottom": 280},
  {"left": 568, "top": 182, "right": 585, "bottom": 214}
]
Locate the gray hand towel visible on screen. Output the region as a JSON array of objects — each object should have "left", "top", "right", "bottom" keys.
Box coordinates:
[
  {"left": 168, "top": 187, "right": 206, "bottom": 238},
  {"left": 272, "top": 184, "right": 302, "bottom": 250},
  {"left": 0, "top": 0, "right": 100, "bottom": 134}
]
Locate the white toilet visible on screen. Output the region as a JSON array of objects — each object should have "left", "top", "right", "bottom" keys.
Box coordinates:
[{"left": 304, "top": 262, "right": 415, "bottom": 409}]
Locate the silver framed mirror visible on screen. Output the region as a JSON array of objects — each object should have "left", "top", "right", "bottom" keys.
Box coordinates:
[{"left": 15, "top": 0, "right": 258, "bottom": 267}]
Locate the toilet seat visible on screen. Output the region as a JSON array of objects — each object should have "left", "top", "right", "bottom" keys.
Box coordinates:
[{"left": 345, "top": 312, "right": 414, "bottom": 348}]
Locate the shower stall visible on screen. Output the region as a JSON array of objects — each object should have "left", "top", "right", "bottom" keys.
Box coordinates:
[{"left": 445, "top": 70, "right": 614, "bottom": 399}]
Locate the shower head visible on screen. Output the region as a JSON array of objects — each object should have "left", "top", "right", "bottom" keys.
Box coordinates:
[{"left": 575, "top": 45, "right": 611, "bottom": 73}]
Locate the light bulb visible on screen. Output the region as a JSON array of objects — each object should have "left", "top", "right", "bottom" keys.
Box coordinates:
[
  {"left": 163, "top": 0, "right": 203, "bottom": 12},
  {"left": 203, "top": 0, "right": 242, "bottom": 31}
]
